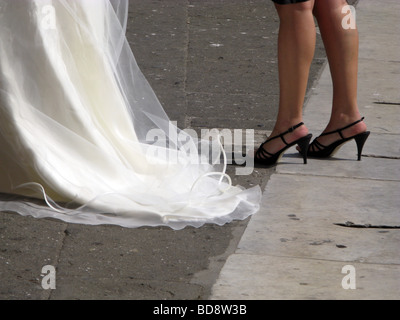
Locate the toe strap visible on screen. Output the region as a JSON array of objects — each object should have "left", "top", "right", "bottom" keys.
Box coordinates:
[
  {"left": 256, "top": 145, "right": 273, "bottom": 160},
  {"left": 309, "top": 138, "right": 326, "bottom": 152}
]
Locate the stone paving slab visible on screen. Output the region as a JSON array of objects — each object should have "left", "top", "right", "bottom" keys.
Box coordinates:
[
  {"left": 238, "top": 174, "right": 400, "bottom": 264},
  {"left": 211, "top": 254, "right": 400, "bottom": 300}
]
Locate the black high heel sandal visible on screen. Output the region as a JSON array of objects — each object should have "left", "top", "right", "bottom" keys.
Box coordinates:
[
  {"left": 255, "top": 122, "right": 312, "bottom": 166},
  {"left": 308, "top": 117, "right": 370, "bottom": 161}
]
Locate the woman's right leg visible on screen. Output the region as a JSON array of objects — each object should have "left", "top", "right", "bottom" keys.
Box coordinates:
[{"left": 311, "top": 0, "right": 367, "bottom": 147}]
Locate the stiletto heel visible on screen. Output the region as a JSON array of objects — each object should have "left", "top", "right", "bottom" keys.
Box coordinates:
[
  {"left": 297, "top": 134, "right": 312, "bottom": 164},
  {"left": 255, "top": 122, "right": 311, "bottom": 166},
  {"left": 355, "top": 131, "right": 370, "bottom": 161},
  {"left": 308, "top": 117, "right": 370, "bottom": 160}
]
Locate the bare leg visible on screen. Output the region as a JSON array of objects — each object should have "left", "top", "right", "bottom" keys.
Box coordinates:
[
  {"left": 311, "top": 0, "right": 367, "bottom": 147},
  {"left": 258, "top": 1, "right": 315, "bottom": 156}
]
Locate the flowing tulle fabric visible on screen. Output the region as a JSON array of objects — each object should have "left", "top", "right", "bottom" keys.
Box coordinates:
[{"left": 0, "top": 0, "right": 261, "bottom": 229}]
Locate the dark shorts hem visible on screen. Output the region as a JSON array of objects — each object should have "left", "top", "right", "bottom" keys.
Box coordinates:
[{"left": 271, "top": 0, "right": 310, "bottom": 4}]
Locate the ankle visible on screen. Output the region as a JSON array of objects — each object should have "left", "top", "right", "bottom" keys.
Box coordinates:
[
  {"left": 322, "top": 115, "right": 367, "bottom": 139},
  {"left": 270, "top": 121, "right": 309, "bottom": 145},
  {"left": 273, "top": 118, "right": 305, "bottom": 134},
  {"left": 328, "top": 111, "right": 362, "bottom": 127}
]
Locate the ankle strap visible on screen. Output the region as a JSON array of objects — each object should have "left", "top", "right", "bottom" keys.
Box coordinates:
[
  {"left": 287, "top": 122, "right": 305, "bottom": 133},
  {"left": 320, "top": 117, "right": 365, "bottom": 139},
  {"left": 267, "top": 122, "right": 304, "bottom": 145}
]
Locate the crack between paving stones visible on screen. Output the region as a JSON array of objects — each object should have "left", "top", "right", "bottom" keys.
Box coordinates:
[
  {"left": 45, "top": 223, "right": 69, "bottom": 300},
  {"left": 334, "top": 222, "right": 400, "bottom": 229}
]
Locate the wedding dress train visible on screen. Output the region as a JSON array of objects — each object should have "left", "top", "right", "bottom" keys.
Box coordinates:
[{"left": 0, "top": 0, "right": 261, "bottom": 229}]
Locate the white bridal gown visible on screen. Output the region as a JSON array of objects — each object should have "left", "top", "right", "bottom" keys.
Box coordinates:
[{"left": 0, "top": 0, "right": 261, "bottom": 229}]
